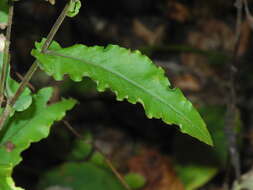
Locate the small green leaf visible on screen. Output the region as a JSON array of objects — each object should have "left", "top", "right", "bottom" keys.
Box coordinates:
[
  {"left": 0, "top": 177, "right": 24, "bottom": 190},
  {"left": 67, "top": 0, "right": 81, "bottom": 18},
  {"left": 0, "top": 0, "right": 9, "bottom": 29},
  {"left": 0, "top": 52, "right": 32, "bottom": 112},
  {"left": 67, "top": 133, "right": 93, "bottom": 161},
  {"left": 32, "top": 39, "right": 213, "bottom": 145},
  {"left": 38, "top": 162, "right": 125, "bottom": 190},
  {"left": 174, "top": 106, "right": 240, "bottom": 190},
  {"left": 125, "top": 173, "right": 146, "bottom": 189},
  {"left": 5, "top": 74, "right": 32, "bottom": 112},
  {"left": 0, "top": 87, "right": 76, "bottom": 189},
  {"left": 90, "top": 152, "right": 107, "bottom": 167},
  {"left": 175, "top": 164, "right": 217, "bottom": 190}
]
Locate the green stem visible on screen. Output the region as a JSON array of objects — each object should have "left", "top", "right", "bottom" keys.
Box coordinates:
[
  {"left": 0, "top": 5, "right": 14, "bottom": 107},
  {"left": 10, "top": 1, "right": 71, "bottom": 106},
  {"left": 0, "top": 1, "right": 71, "bottom": 130},
  {"left": 63, "top": 120, "right": 132, "bottom": 190}
]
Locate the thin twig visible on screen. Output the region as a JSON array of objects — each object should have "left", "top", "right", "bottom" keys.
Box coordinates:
[
  {"left": 224, "top": 0, "right": 242, "bottom": 183},
  {"left": 63, "top": 120, "right": 132, "bottom": 190},
  {"left": 234, "top": 0, "right": 243, "bottom": 42},
  {"left": 0, "top": 1, "right": 71, "bottom": 130},
  {"left": 0, "top": 5, "right": 14, "bottom": 107},
  {"left": 244, "top": 0, "right": 251, "bottom": 18},
  {"left": 243, "top": 0, "right": 253, "bottom": 29},
  {"left": 9, "top": 2, "right": 71, "bottom": 107},
  {"left": 63, "top": 120, "right": 83, "bottom": 139},
  {"left": 15, "top": 72, "right": 35, "bottom": 92}
]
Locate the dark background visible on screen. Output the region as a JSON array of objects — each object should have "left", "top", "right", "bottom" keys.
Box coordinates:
[{"left": 6, "top": 0, "right": 253, "bottom": 189}]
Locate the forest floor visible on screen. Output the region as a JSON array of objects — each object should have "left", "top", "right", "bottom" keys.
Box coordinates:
[{"left": 5, "top": 0, "right": 253, "bottom": 190}]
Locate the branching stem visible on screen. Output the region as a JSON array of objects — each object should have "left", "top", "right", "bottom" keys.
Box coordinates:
[
  {"left": 224, "top": 0, "right": 243, "bottom": 184},
  {"left": 63, "top": 120, "right": 132, "bottom": 190},
  {"left": 0, "top": 1, "right": 72, "bottom": 130},
  {"left": 10, "top": 2, "right": 71, "bottom": 107},
  {"left": 0, "top": 4, "right": 14, "bottom": 107}
]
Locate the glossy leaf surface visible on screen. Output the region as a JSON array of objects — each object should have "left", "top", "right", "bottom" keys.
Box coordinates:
[
  {"left": 0, "top": 87, "right": 76, "bottom": 189},
  {"left": 0, "top": 52, "right": 32, "bottom": 112},
  {"left": 0, "top": 0, "right": 8, "bottom": 28},
  {"left": 174, "top": 106, "right": 236, "bottom": 190},
  {"left": 38, "top": 162, "right": 125, "bottom": 190},
  {"left": 32, "top": 39, "right": 212, "bottom": 145}
]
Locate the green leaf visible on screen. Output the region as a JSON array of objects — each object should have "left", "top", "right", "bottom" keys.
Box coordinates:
[
  {"left": 124, "top": 173, "right": 146, "bottom": 189},
  {"left": 174, "top": 106, "right": 237, "bottom": 190},
  {"left": 67, "top": 132, "right": 93, "bottom": 161},
  {"left": 90, "top": 152, "right": 107, "bottom": 167},
  {"left": 0, "top": 51, "right": 32, "bottom": 112},
  {"left": 38, "top": 162, "right": 125, "bottom": 190},
  {"left": 0, "top": 177, "right": 24, "bottom": 190},
  {"left": 0, "top": 0, "right": 9, "bottom": 29},
  {"left": 32, "top": 39, "right": 213, "bottom": 145},
  {"left": 0, "top": 52, "right": 3, "bottom": 70},
  {"left": 67, "top": 0, "right": 81, "bottom": 18},
  {"left": 175, "top": 164, "right": 217, "bottom": 190},
  {"left": 0, "top": 87, "right": 76, "bottom": 189},
  {"left": 198, "top": 106, "right": 229, "bottom": 166},
  {"left": 5, "top": 74, "right": 32, "bottom": 112}
]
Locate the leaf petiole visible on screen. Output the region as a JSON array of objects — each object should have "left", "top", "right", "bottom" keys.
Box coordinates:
[{"left": 0, "top": 0, "right": 74, "bottom": 130}]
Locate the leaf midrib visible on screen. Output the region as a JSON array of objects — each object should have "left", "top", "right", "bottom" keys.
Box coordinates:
[{"left": 45, "top": 50, "right": 208, "bottom": 141}]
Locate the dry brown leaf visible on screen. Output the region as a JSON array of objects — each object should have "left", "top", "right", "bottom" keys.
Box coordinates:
[
  {"left": 133, "top": 19, "right": 165, "bottom": 45},
  {"left": 173, "top": 74, "right": 201, "bottom": 92},
  {"left": 181, "top": 19, "right": 234, "bottom": 77},
  {"left": 45, "top": 0, "right": 55, "bottom": 5},
  {"left": 198, "top": 19, "right": 234, "bottom": 51},
  {"left": 167, "top": 2, "right": 190, "bottom": 22},
  {"left": 237, "top": 20, "right": 251, "bottom": 56},
  {"left": 181, "top": 51, "right": 214, "bottom": 78},
  {"left": 127, "top": 147, "right": 184, "bottom": 190},
  {"left": 183, "top": 19, "right": 234, "bottom": 53}
]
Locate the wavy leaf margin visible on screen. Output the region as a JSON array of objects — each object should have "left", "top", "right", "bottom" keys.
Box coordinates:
[
  {"left": 0, "top": 87, "right": 77, "bottom": 189},
  {"left": 32, "top": 39, "right": 213, "bottom": 145}
]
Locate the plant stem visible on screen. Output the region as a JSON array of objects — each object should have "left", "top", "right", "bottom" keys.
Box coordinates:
[
  {"left": 10, "top": 2, "right": 71, "bottom": 106},
  {"left": 0, "top": 5, "right": 14, "bottom": 107},
  {"left": 0, "top": 1, "right": 71, "bottom": 130},
  {"left": 224, "top": 0, "right": 242, "bottom": 184},
  {"left": 234, "top": 0, "right": 242, "bottom": 43},
  {"left": 63, "top": 120, "right": 132, "bottom": 190}
]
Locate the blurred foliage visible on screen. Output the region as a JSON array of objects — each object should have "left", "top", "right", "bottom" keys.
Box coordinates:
[
  {"left": 141, "top": 45, "right": 229, "bottom": 65},
  {"left": 232, "top": 170, "right": 253, "bottom": 190},
  {"left": 124, "top": 173, "right": 146, "bottom": 190},
  {"left": 0, "top": 47, "right": 32, "bottom": 113},
  {"left": 0, "top": 0, "right": 8, "bottom": 27},
  {"left": 174, "top": 105, "right": 242, "bottom": 190},
  {"left": 38, "top": 162, "right": 125, "bottom": 190},
  {"left": 67, "top": 133, "right": 93, "bottom": 161},
  {"left": 0, "top": 88, "right": 76, "bottom": 190}
]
